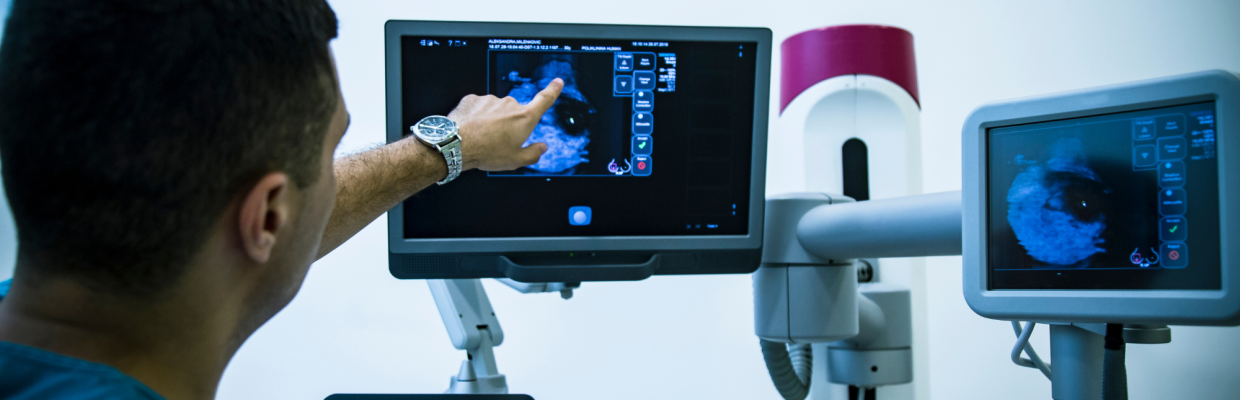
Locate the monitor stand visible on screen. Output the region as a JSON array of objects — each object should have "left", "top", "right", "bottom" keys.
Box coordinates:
[
  {"left": 326, "top": 279, "right": 564, "bottom": 399},
  {"left": 427, "top": 279, "right": 509, "bottom": 394},
  {"left": 1047, "top": 323, "right": 1171, "bottom": 400},
  {"left": 427, "top": 279, "right": 579, "bottom": 394}
]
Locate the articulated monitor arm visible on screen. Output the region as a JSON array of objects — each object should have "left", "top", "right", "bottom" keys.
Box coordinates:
[
  {"left": 427, "top": 278, "right": 579, "bottom": 394},
  {"left": 755, "top": 191, "right": 962, "bottom": 399},
  {"left": 428, "top": 279, "right": 508, "bottom": 394}
]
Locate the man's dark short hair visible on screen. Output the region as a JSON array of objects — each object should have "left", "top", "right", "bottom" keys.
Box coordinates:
[{"left": 0, "top": 0, "right": 339, "bottom": 296}]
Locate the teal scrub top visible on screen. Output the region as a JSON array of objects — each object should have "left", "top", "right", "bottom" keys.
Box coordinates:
[
  {"left": 0, "top": 279, "right": 167, "bottom": 399},
  {"left": 0, "top": 342, "right": 167, "bottom": 400}
]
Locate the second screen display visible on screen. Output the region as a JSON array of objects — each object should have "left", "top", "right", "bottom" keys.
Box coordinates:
[{"left": 987, "top": 101, "right": 1220, "bottom": 290}]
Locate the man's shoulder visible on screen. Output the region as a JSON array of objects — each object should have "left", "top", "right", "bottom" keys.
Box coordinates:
[{"left": 0, "top": 341, "right": 166, "bottom": 400}]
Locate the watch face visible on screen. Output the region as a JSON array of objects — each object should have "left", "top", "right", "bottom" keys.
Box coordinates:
[{"left": 413, "top": 116, "right": 457, "bottom": 143}]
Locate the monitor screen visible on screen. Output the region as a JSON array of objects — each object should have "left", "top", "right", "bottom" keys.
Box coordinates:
[
  {"left": 398, "top": 35, "right": 758, "bottom": 240},
  {"left": 987, "top": 101, "right": 1220, "bottom": 290}
]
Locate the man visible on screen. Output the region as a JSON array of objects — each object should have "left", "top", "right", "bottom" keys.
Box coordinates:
[{"left": 0, "top": 0, "right": 561, "bottom": 399}]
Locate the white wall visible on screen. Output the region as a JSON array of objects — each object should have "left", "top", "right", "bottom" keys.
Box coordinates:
[{"left": 1, "top": 0, "right": 1238, "bottom": 399}]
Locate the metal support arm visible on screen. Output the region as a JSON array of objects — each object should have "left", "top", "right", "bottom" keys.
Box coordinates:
[
  {"left": 427, "top": 279, "right": 578, "bottom": 394},
  {"left": 756, "top": 192, "right": 954, "bottom": 400},
  {"left": 797, "top": 191, "right": 963, "bottom": 261},
  {"left": 428, "top": 279, "right": 507, "bottom": 394}
]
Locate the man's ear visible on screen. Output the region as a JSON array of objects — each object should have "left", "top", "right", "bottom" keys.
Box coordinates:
[{"left": 238, "top": 173, "right": 291, "bottom": 263}]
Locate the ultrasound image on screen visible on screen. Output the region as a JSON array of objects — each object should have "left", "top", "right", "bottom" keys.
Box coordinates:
[
  {"left": 987, "top": 101, "right": 1220, "bottom": 290},
  {"left": 489, "top": 53, "right": 624, "bottom": 176},
  {"left": 1005, "top": 137, "right": 1112, "bottom": 267}
]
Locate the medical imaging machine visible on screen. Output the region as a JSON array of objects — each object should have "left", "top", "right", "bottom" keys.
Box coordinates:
[
  {"left": 353, "top": 19, "right": 1240, "bottom": 400},
  {"left": 758, "top": 69, "right": 1240, "bottom": 400},
  {"left": 757, "top": 64, "right": 1240, "bottom": 400}
]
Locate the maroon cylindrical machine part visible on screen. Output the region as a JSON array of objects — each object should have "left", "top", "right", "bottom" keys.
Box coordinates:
[{"left": 780, "top": 24, "right": 919, "bottom": 113}]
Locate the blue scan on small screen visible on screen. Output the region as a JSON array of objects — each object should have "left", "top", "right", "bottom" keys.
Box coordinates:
[
  {"left": 965, "top": 70, "right": 1240, "bottom": 324},
  {"left": 986, "top": 100, "right": 1221, "bottom": 290},
  {"left": 1005, "top": 137, "right": 1110, "bottom": 267}
]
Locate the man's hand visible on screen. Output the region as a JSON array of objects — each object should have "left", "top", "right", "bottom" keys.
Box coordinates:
[{"left": 448, "top": 78, "right": 565, "bottom": 171}]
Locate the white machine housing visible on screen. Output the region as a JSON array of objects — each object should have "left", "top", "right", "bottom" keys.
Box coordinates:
[
  {"left": 760, "top": 73, "right": 923, "bottom": 340},
  {"left": 759, "top": 73, "right": 926, "bottom": 400},
  {"left": 778, "top": 74, "right": 923, "bottom": 199}
]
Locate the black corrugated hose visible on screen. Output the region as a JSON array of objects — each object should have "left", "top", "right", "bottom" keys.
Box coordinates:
[{"left": 1102, "top": 323, "right": 1128, "bottom": 400}]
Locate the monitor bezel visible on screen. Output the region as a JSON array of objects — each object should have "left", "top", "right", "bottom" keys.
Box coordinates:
[
  {"left": 963, "top": 70, "right": 1240, "bottom": 326},
  {"left": 384, "top": 20, "right": 771, "bottom": 255}
]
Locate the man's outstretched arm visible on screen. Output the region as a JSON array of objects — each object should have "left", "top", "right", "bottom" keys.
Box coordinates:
[{"left": 316, "top": 79, "right": 565, "bottom": 258}]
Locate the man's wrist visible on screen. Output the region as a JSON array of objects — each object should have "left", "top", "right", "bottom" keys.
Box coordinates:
[
  {"left": 456, "top": 122, "right": 478, "bottom": 171},
  {"left": 399, "top": 134, "right": 449, "bottom": 182}
]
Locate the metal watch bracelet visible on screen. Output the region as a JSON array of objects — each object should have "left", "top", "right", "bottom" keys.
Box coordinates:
[{"left": 437, "top": 137, "right": 462, "bottom": 185}]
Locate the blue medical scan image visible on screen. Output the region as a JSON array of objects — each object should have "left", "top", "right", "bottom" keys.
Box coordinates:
[
  {"left": 988, "top": 110, "right": 1181, "bottom": 275},
  {"left": 489, "top": 53, "right": 627, "bottom": 176},
  {"left": 1006, "top": 138, "right": 1112, "bottom": 267},
  {"left": 505, "top": 60, "right": 594, "bottom": 173},
  {"left": 986, "top": 104, "right": 1218, "bottom": 287}
]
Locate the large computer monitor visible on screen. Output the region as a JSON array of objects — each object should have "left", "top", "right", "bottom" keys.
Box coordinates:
[
  {"left": 384, "top": 21, "right": 771, "bottom": 282},
  {"left": 963, "top": 70, "right": 1240, "bottom": 325}
]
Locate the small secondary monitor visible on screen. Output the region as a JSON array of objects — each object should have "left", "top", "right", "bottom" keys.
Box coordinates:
[
  {"left": 963, "top": 70, "right": 1240, "bottom": 325},
  {"left": 384, "top": 21, "right": 771, "bottom": 282}
]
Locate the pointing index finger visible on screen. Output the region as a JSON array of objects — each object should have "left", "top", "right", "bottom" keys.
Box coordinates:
[{"left": 527, "top": 78, "right": 564, "bottom": 116}]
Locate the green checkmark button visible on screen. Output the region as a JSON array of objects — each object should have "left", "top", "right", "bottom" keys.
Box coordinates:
[
  {"left": 638, "top": 142, "right": 647, "bottom": 149},
  {"left": 1170, "top": 225, "right": 1179, "bottom": 233}
]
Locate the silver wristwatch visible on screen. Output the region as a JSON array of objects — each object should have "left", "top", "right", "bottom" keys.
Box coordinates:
[{"left": 411, "top": 115, "right": 463, "bottom": 185}]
